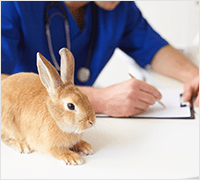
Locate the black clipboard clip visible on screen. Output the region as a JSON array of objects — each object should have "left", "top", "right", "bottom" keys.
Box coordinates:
[
  {"left": 180, "top": 93, "right": 190, "bottom": 107},
  {"left": 180, "top": 93, "right": 195, "bottom": 119}
]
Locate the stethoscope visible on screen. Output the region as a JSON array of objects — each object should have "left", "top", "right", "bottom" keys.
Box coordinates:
[{"left": 45, "top": 2, "right": 96, "bottom": 83}]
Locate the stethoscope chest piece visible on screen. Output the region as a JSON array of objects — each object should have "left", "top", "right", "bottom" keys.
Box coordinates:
[{"left": 77, "top": 67, "right": 91, "bottom": 83}]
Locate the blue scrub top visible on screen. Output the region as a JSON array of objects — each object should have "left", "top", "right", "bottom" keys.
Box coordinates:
[{"left": 1, "top": 1, "right": 168, "bottom": 86}]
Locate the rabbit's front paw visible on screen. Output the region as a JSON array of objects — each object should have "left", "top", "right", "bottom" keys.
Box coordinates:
[
  {"left": 65, "top": 151, "right": 84, "bottom": 165},
  {"left": 49, "top": 147, "right": 83, "bottom": 165},
  {"left": 72, "top": 140, "right": 94, "bottom": 156}
]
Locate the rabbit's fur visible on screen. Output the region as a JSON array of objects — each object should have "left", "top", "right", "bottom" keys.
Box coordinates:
[{"left": 1, "top": 48, "right": 96, "bottom": 165}]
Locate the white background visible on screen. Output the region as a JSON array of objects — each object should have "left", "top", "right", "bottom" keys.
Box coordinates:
[{"left": 136, "top": 1, "right": 199, "bottom": 48}]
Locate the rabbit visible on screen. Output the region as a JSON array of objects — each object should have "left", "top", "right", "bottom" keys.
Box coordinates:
[{"left": 1, "top": 48, "right": 96, "bottom": 165}]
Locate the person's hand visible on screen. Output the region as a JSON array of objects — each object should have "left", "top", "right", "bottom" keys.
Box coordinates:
[
  {"left": 99, "top": 78, "right": 162, "bottom": 117},
  {"left": 183, "top": 76, "right": 199, "bottom": 107}
]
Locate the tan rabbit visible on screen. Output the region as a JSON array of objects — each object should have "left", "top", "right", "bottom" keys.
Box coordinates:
[{"left": 1, "top": 48, "right": 96, "bottom": 165}]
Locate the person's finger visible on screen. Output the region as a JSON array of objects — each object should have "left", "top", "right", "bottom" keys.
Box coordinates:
[
  {"left": 135, "top": 90, "right": 156, "bottom": 105},
  {"left": 131, "top": 108, "right": 144, "bottom": 116},
  {"left": 183, "top": 77, "right": 199, "bottom": 103},
  {"left": 183, "top": 85, "right": 193, "bottom": 102},
  {"left": 131, "top": 99, "right": 150, "bottom": 110},
  {"left": 138, "top": 80, "right": 162, "bottom": 100},
  {"left": 111, "top": 106, "right": 143, "bottom": 118},
  {"left": 194, "top": 93, "right": 199, "bottom": 107}
]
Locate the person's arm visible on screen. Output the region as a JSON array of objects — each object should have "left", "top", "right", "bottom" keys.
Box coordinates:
[
  {"left": 151, "top": 44, "right": 199, "bottom": 106},
  {"left": 1, "top": 2, "right": 22, "bottom": 77},
  {"left": 151, "top": 45, "right": 199, "bottom": 83},
  {"left": 1, "top": 74, "right": 9, "bottom": 81}
]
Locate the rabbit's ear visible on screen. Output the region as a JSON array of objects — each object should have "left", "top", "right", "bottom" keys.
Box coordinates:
[
  {"left": 59, "top": 48, "right": 74, "bottom": 84},
  {"left": 37, "top": 52, "right": 63, "bottom": 96}
]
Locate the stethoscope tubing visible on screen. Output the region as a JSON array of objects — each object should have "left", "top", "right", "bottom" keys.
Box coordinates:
[
  {"left": 44, "top": 2, "right": 97, "bottom": 83},
  {"left": 45, "top": 2, "right": 70, "bottom": 71}
]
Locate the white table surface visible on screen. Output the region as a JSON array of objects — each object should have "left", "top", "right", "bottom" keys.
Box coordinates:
[{"left": 1, "top": 71, "right": 199, "bottom": 179}]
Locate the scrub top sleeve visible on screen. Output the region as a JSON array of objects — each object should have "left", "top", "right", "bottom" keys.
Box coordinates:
[
  {"left": 1, "top": 1, "right": 22, "bottom": 75},
  {"left": 119, "top": 2, "right": 168, "bottom": 68}
]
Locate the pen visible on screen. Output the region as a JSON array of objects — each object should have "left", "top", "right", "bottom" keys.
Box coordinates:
[{"left": 129, "top": 73, "right": 166, "bottom": 108}]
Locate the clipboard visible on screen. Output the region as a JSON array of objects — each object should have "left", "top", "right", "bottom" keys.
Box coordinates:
[{"left": 96, "top": 89, "right": 195, "bottom": 119}]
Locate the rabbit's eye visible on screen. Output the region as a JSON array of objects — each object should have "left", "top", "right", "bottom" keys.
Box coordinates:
[{"left": 67, "top": 103, "right": 75, "bottom": 110}]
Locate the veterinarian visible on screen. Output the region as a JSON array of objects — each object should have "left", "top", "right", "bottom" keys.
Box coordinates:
[{"left": 1, "top": 1, "right": 199, "bottom": 117}]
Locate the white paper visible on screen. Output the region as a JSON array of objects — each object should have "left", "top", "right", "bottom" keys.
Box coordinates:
[{"left": 97, "top": 89, "right": 192, "bottom": 119}]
